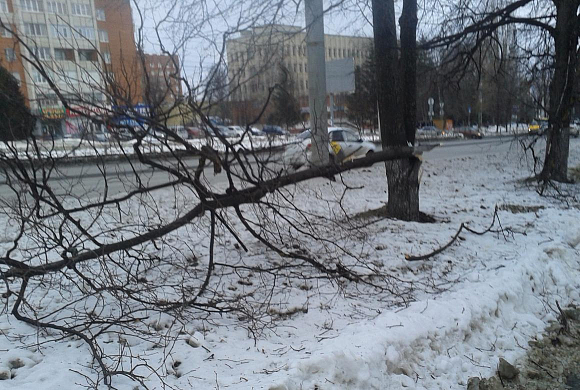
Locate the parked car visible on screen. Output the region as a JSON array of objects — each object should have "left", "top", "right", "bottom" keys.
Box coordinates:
[
  {"left": 211, "top": 125, "right": 238, "bottom": 138},
  {"left": 416, "top": 126, "right": 441, "bottom": 138},
  {"left": 186, "top": 126, "right": 203, "bottom": 138},
  {"left": 456, "top": 127, "right": 483, "bottom": 139},
  {"left": 111, "top": 129, "right": 135, "bottom": 141},
  {"left": 262, "top": 125, "right": 288, "bottom": 136},
  {"left": 249, "top": 126, "right": 264, "bottom": 136},
  {"left": 227, "top": 126, "right": 245, "bottom": 137},
  {"left": 84, "top": 132, "right": 110, "bottom": 142},
  {"left": 283, "top": 127, "right": 376, "bottom": 169}
]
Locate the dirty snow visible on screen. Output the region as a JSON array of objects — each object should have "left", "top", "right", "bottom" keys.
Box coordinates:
[{"left": 0, "top": 137, "right": 579, "bottom": 390}]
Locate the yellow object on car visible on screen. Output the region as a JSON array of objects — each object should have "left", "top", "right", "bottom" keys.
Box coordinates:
[{"left": 528, "top": 122, "right": 540, "bottom": 134}]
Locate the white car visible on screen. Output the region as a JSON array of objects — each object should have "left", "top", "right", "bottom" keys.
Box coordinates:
[
  {"left": 228, "top": 126, "right": 245, "bottom": 137},
  {"left": 283, "top": 127, "right": 376, "bottom": 169},
  {"left": 249, "top": 127, "right": 264, "bottom": 136}
]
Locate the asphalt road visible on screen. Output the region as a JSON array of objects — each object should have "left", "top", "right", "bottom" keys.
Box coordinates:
[{"left": 0, "top": 136, "right": 521, "bottom": 201}]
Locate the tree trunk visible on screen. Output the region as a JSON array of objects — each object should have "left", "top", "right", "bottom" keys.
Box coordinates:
[
  {"left": 373, "top": 0, "right": 421, "bottom": 221},
  {"left": 400, "top": 0, "right": 418, "bottom": 145},
  {"left": 385, "top": 158, "right": 421, "bottom": 220},
  {"left": 540, "top": 0, "right": 579, "bottom": 182},
  {"left": 372, "top": 0, "right": 403, "bottom": 146}
]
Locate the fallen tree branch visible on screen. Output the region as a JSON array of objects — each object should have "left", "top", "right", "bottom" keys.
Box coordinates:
[
  {"left": 3, "top": 147, "right": 418, "bottom": 279},
  {"left": 405, "top": 206, "right": 502, "bottom": 261}
]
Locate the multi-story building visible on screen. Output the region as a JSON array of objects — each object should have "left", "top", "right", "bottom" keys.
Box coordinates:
[
  {"left": 142, "top": 52, "right": 182, "bottom": 106},
  {"left": 0, "top": 0, "right": 142, "bottom": 136},
  {"left": 226, "top": 24, "right": 373, "bottom": 124}
]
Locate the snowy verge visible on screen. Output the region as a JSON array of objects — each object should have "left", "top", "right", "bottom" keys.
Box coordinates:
[{"left": 275, "top": 229, "right": 580, "bottom": 389}]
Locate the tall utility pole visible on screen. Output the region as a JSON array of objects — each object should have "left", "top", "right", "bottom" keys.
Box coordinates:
[{"left": 305, "top": 0, "right": 329, "bottom": 165}]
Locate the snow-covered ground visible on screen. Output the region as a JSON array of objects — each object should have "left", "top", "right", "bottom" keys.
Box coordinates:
[
  {"left": 0, "top": 135, "right": 291, "bottom": 159},
  {"left": 0, "top": 138, "right": 579, "bottom": 390}
]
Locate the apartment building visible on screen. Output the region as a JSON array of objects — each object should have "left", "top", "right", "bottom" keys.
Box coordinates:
[
  {"left": 226, "top": 24, "right": 373, "bottom": 123},
  {"left": 142, "top": 52, "right": 182, "bottom": 106},
  {"left": 0, "top": 0, "right": 142, "bottom": 136}
]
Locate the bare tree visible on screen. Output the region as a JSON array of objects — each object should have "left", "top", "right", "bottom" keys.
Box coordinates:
[
  {"left": 372, "top": 0, "right": 423, "bottom": 221},
  {"left": 423, "top": 0, "right": 579, "bottom": 184},
  {"left": 0, "top": 2, "right": 429, "bottom": 387}
]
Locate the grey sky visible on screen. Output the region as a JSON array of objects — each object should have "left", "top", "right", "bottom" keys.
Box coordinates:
[{"left": 134, "top": 0, "right": 374, "bottom": 82}]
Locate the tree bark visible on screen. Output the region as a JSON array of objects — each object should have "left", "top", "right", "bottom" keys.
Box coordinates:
[
  {"left": 400, "top": 0, "right": 418, "bottom": 145},
  {"left": 540, "top": 0, "right": 579, "bottom": 182},
  {"left": 385, "top": 158, "right": 421, "bottom": 220},
  {"left": 372, "top": 0, "right": 403, "bottom": 146},
  {"left": 373, "top": 0, "right": 421, "bottom": 221}
]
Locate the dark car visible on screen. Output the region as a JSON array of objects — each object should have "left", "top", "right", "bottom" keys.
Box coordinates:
[
  {"left": 456, "top": 128, "right": 483, "bottom": 139},
  {"left": 262, "top": 125, "right": 288, "bottom": 136}
]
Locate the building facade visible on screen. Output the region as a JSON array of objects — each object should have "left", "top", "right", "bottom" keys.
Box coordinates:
[
  {"left": 226, "top": 24, "right": 373, "bottom": 124},
  {"left": 142, "top": 52, "right": 182, "bottom": 106},
  {"left": 0, "top": 0, "right": 142, "bottom": 136}
]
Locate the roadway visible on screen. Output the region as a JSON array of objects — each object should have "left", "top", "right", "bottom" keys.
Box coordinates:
[{"left": 0, "top": 136, "right": 522, "bottom": 201}]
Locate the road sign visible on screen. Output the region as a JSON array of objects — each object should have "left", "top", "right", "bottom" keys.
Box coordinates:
[{"left": 326, "top": 58, "right": 355, "bottom": 94}]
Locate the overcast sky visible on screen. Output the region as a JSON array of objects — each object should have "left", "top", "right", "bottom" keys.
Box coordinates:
[{"left": 133, "top": 0, "right": 376, "bottom": 81}]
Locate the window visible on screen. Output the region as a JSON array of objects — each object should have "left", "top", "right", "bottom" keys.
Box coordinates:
[
  {"left": 344, "top": 131, "right": 360, "bottom": 142},
  {"left": 1, "top": 26, "right": 11, "bottom": 37},
  {"left": 31, "top": 70, "right": 47, "bottom": 84},
  {"left": 95, "top": 8, "right": 105, "bottom": 20},
  {"left": 54, "top": 48, "right": 65, "bottom": 60},
  {"left": 1, "top": 0, "right": 8, "bottom": 12},
  {"left": 51, "top": 24, "right": 71, "bottom": 38},
  {"left": 85, "top": 71, "right": 100, "bottom": 82},
  {"left": 24, "top": 22, "right": 47, "bottom": 36},
  {"left": 75, "top": 26, "right": 95, "bottom": 40},
  {"left": 29, "top": 46, "right": 51, "bottom": 60},
  {"left": 64, "top": 70, "right": 77, "bottom": 81},
  {"left": 11, "top": 72, "right": 21, "bottom": 86},
  {"left": 70, "top": 2, "right": 91, "bottom": 16},
  {"left": 78, "top": 49, "right": 97, "bottom": 61},
  {"left": 46, "top": 1, "right": 66, "bottom": 13},
  {"left": 330, "top": 131, "right": 344, "bottom": 142},
  {"left": 54, "top": 48, "right": 67, "bottom": 60},
  {"left": 20, "top": 0, "right": 43, "bottom": 12},
  {"left": 4, "top": 48, "right": 15, "bottom": 62},
  {"left": 299, "top": 63, "right": 302, "bottom": 73},
  {"left": 98, "top": 29, "right": 108, "bottom": 42},
  {"left": 102, "top": 51, "right": 110, "bottom": 64},
  {"left": 37, "top": 95, "right": 60, "bottom": 107}
]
